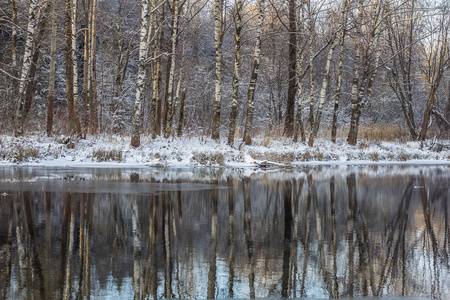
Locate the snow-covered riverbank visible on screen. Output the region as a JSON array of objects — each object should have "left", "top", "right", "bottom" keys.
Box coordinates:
[{"left": 0, "top": 134, "right": 449, "bottom": 167}]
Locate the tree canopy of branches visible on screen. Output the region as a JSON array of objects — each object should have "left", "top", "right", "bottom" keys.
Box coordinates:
[{"left": 0, "top": 0, "right": 449, "bottom": 143}]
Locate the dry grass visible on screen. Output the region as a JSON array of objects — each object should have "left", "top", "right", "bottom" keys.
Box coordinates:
[
  {"left": 0, "top": 145, "right": 40, "bottom": 163},
  {"left": 259, "top": 123, "right": 424, "bottom": 143},
  {"left": 358, "top": 124, "right": 410, "bottom": 142},
  {"left": 92, "top": 149, "right": 124, "bottom": 162}
]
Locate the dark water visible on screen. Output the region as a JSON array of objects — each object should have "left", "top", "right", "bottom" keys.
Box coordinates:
[{"left": 0, "top": 166, "right": 449, "bottom": 299}]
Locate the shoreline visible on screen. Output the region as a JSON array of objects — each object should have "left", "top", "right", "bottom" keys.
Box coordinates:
[{"left": 1, "top": 134, "right": 449, "bottom": 167}]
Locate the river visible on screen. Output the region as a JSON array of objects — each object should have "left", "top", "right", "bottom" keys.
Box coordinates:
[{"left": 0, "top": 165, "right": 448, "bottom": 299}]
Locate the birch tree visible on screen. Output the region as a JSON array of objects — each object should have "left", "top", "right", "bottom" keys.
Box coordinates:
[
  {"left": 227, "top": 0, "right": 243, "bottom": 146},
  {"left": 308, "top": 0, "right": 347, "bottom": 146},
  {"left": 211, "top": 0, "right": 223, "bottom": 141},
  {"left": 307, "top": 0, "right": 315, "bottom": 129},
  {"left": 174, "top": 23, "right": 188, "bottom": 137},
  {"left": 131, "top": 0, "right": 150, "bottom": 147},
  {"left": 71, "top": 0, "right": 82, "bottom": 136},
  {"left": 14, "top": 0, "right": 39, "bottom": 136},
  {"left": 347, "top": 0, "right": 363, "bottom": 145},
  {"left": 64, "top": 0, "right": 76, "bottom": 135},
  {"left": 331, "top": 0, "right": 348, "bottom": 143},
  {"left": 151, "top": 1, "right": 165, "bottom": 139},
  {"left": 89, "top": 0, "right": 98, "bottom": 134},
  {"left": 163, "top": 0, "right": 182, "bottom": 138},
  {"left": 243, "top": 0, "right": 265, "bottom": 145},
  {"left": 80, "top": 0, "right": 98, "bottom": 134},
  {"left": 308, "top": 35, "right": 339, "bottom": 146},
  {"left": 11, "top": 0, "right": 18, "bottom": 97},
  {"left": 283, "top": 0, "right": 298, "bottom": 137},
  {"left": 293, "top": 0, "right": 306, "bottom": 143},
  {"left": 348, "top": 0, "right": 383, "bottom": 145}
]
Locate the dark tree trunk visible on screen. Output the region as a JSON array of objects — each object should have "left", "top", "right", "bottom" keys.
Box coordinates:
[{"left": 283, "top": 0, "right": 297, "bottom": 137}]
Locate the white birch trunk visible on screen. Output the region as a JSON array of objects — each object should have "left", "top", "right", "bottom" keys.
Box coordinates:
[
  {"left": 293, "top": 1, "right": 305, "bottom": 142},
  {"left": 307, "top": 0, "right": 315, "bottom": 128},
  {"left": 71, "top": 0, "right": 81, "bottom": 133},
  {"left": 11, "top": 0, "right": 17, "bottom": 74},
  {"left": 89, "top": 0, "right": 98, "bottom": 133},
  {"left": 243, "top": 0, "right": 265, "bottom": 145},
  {"left": 331, "top": 34, "right": 346, "bottom": 142},
  {"left": 331, "top": 0, "right": 348, "bottom": 143},
  {"left": 228, "top": 0, "right": 243, "bottom": 146},
  {"left": 174, "top": 23, "right": 187, "bottom": 136},
  {"left": 211, "top": 0, "right": 223, "bottom": 140},
  {"left": 347, "top": 0, "right": 363, "bottom": 145},
  {"left": 131, "top": 0, "right": 150, "bottom": 147},
  {"left": 308, "top": 37, "right": 339, "bottom": 146},
  {"left": 15, "top": 0, "right": 38, "bottom": 136},
  {"left": 164, "top": 0, "right": 180, "bottom": 138},
  {"left": 151, "top": 1, "right": 162, "bottom": 139}
]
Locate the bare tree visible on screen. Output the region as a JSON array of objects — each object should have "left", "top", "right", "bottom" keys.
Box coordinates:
[
  {"left": 163, "top": 0, "right": 183, "bottom": 138},
  {"left": 211, "top": 0, "right": 224, "bottom": 141},
  {"left": 243, "top": 0, "right": 265, "bottom": 145},
  {"left": 331, "top": 0, "right": 348, "bottom": 143},
  {"left": 227, "top": 0, "right": 243, "bottom": 146},
  {"left": 293, "top": 0, "right": 306, "bottom": 143},
  {"left": 47, "top": 0, "right": 59, "bottom": 136},
  {"left": 283, "top": 0, "right": 298, "bottom": 137},
  {"left": 71, "top": 0, "right": 82, "bottom": 136},
  {"left": 151, "top": 0, "right": 165, "bottom": 138},
  {"left": 131, "top": 0, "right": 150, "bottom": 147},
  {"left": 14, "top": 0, "right": 39, "bottom": 136},
  {"left": 348, "top": 0, "right": 383, "bottom": 145},
  {"left": 308, "top": 32, "right": 339, "bottom": 146},
  {"left": 307, "top": 0, "right": 315, "bottom": 129}
]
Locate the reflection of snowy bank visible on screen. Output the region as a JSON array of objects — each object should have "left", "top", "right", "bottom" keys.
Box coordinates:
[{"left": 0, "top": 134, "right": 448, "bottom": 167}]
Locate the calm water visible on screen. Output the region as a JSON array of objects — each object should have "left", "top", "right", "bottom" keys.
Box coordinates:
[{"left": 0, "top": 166, "right": 449, "bottom": 299}]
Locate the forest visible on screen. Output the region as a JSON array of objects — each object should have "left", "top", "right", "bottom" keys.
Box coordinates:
[{"left": 1, "top": 0, "right": 450, "bottom": 148}]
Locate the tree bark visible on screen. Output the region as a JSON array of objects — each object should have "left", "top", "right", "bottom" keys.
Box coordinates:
[
  {"left": 14, "top": 0, "right": 39, "bottom": 136},
  {"left": 176, "top": 88, "right": 186, "bottom": 137},
  {"left": 308, "top": 36, "right": 339, "bottom": 146},
  {"left": 151, "top": 2, "right": 164, "bottom": 138},
  {"left": 65, "top": 0, "right": 76, "bottom": 135},
  {"left": 227, "top": 0, "right": 243, "bottom": 146},
  {"left": 174, "top": 23, "right": 187, "bottom": 137},
  {"left": 331, "top": 0, "right": 348, "bottom": 143},
  {"left": 71, "top": 0, "right": 82, "bottom": 136},
  {"left": 293, "top": 0, "right": 305, "bottom": 143},
  {"left": 11, "top": 0, "right": 17, "bottom": 72},
  {"left": 347, "top": 0, "right": 363, "bottom": 146},
  {"left": 11, "top": 0, "right": 18, "bottom": 102},
  {"left": 171, "top": 4, "right": 186, "bottom": 137},
  {"left": 131, "top": 0, "right": 150, "bottom": 147},
  {"left": 81, "top": 0, "right": 90, "bottom": 134},
  {"left": 243, "top": 0, "right": 265, "bottom": 145},
  {"left": 283, "top": 0, "right": 297, "bottom": 137},
  {"left": 47, "top": 0, "right": 58, "bottom": 136},
  {"left": 307, "top": 0, "right": 315, "bottom": 129},
  {"left": 211, "top": 0, "right": 223, "bottom": 141},
  {"left": 163, "top": 0, "right": 180, "bottom": 138},
  {"left": 89, "top": 0, "right": 98, "bottom": 134}
]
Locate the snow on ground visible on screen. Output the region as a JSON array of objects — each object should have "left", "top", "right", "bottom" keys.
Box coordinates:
[{"left": 0, "top": 133, "right": 449, "bottom": 167}]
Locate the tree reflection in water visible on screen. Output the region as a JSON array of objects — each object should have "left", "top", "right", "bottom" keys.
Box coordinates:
[{"left": 0, "top": 166, "right": 449, "bottom": 299}]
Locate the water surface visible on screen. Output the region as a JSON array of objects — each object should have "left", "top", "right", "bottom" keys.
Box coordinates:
[{"left": 0, "top": 166, "right": 449, "bottom": 299}]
